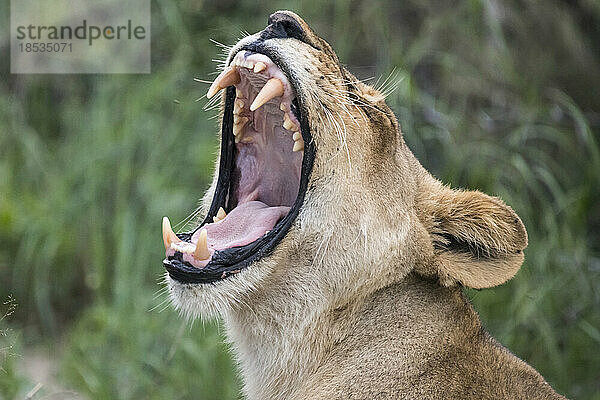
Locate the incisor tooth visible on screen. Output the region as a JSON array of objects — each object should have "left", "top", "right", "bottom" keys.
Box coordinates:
[
  {"left": 250, "top": 78, "right": 284, "bottom": 111},
  {"left": 293, "top": 131, "right": 302, "bottom": 141},
  {"left": 162, "top": 217, "right": 180, "bottom": 250},
  {"left": 194, "top": 229, "right": 210, "bottom": 260},
  {"left": 253, "top": 62, "right": 266, "bottom": 73},
  {"left": 172, "top": 241, "right": 195, "bottom": 254},
  {"left": 207, "top": 67, "right": 241, "bottom": 99},
  {"left": 233, "top": 53, "right": 243, "bottom": 66},
  {"left": 293, "top": 140, "right": 304, "bottom": 152},
  {"left": 279, "top": 102, "right": 287, "bottom": 112}
]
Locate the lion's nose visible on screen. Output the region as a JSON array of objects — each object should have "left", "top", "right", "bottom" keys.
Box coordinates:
[{"left": 259, "top": 12, "right": 305, "bottom": 42}]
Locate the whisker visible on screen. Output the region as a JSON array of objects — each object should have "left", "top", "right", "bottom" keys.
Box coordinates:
[
  {"left": 148, "top": 297, "right": 170, "bottom": 312},
  {"left": 209, "top": 38, "right": 232, "bottom": 50}
]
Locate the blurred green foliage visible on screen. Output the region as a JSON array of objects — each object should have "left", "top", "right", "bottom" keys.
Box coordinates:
[{"left": 0, "top": 0, "right": 599, "bottom": 399}]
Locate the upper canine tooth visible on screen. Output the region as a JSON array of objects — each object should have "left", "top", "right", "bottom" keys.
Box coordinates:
[
  {"left": 207, "top": 67, "right": 241, "bottom": 99},
  {"left": 162, "top": 217, "right": 180, "bottom": 250},
  {"left": 253, "top": 62, "right": 266, "bottom": 73},
  {"left": 250, "top": 78, "right": 284, "bottom": 111},
  {"left": 193, "top": 229, "right": 211, "bottom": 260}
]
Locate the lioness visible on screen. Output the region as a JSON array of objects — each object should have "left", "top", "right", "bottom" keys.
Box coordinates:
[{"left": 163, "top": 11, "right": 567, "bottom": 400}]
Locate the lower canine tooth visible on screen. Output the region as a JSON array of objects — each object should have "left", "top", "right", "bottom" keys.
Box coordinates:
[
  {"left": 193, "top": 229, "right": 210, "bottom": 260},
  {"left": 250, "top": 78, "right": 284, "bottom": 111},
  {"left": 162, "top": 217, "right": 180, "bottom": 250}
]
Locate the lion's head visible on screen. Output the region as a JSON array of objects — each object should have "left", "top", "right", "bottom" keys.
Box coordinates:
[{"left": 164, "top": 11, "right": 528, "bottom": 319}]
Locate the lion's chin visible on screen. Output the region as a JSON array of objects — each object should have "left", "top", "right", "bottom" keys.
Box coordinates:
[{"left": 166, "top": 263, "right": 270, "bottom": 319}]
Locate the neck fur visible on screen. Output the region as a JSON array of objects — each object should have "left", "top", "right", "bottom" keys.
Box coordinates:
[{"left": 222, "top": 273, "right": 476, "bottom": 400}]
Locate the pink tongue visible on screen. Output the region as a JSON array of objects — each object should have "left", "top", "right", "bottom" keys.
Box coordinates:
[{"left": 195, "top": 201, "right": 290, "bottom": 251}]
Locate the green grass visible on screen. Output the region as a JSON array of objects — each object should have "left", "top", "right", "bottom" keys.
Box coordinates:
[
  {"left": 61, "top": 298, "right": 239, "bottom": 399},
  {"left": 1, "top": 0, "right": 599, "bottom": 399}
]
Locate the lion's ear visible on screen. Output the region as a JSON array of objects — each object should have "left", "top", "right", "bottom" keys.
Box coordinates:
[{"left": 419, "top": 181, "right": 528, "bottom": 289}]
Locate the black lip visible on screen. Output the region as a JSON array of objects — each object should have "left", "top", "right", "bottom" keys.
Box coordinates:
[{"left": 164, "top": 43, "right": 315, "bottom": 284}]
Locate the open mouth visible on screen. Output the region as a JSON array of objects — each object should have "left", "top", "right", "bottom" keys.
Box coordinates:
[{"left": 163, "top": 48, "right": 314, "bottom": 284}]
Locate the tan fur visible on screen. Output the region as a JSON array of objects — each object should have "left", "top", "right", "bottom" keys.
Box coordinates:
[{"left": 168, "top": 11, "right": 566, "bottom": 399}]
